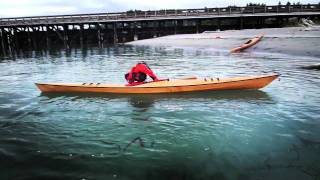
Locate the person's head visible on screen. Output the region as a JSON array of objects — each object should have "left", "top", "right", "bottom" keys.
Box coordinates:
[
  {"left": 138, "top": 61, "right": 150, "bottom": 69},
  {"left": 139, "top": 61, "right": 147, "bottom": 65}
]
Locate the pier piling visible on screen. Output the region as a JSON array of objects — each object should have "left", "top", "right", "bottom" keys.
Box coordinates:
[
  {"left": 26, "top": 27, "right": 32, "bottom": 49},
  {"left": 0, "top": 29, "right": 6, "bottom": 56},
  {"left": 45, "top": 25, "right": 50, "bottom": 49},
  {"left": 113, "top": 23, "right": 118, "bottom": 45},
  {"left": 80, "top": 24, "right": 84, "bottom": 48}
]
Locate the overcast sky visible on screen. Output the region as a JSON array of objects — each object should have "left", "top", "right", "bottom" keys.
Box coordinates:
[{"left": 0, "top": 0, "right": 318, "bottom": 18}]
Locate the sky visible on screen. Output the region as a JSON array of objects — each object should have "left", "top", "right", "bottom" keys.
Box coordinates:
[{"left": 0, "top": 0, "right": 318, "bottom": 18}]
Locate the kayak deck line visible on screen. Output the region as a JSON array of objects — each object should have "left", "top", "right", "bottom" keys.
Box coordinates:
[{"left": 35, "top": 73, "right": 279, "bottom": 89}]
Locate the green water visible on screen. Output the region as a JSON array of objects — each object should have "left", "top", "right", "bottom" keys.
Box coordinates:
[{"left": 0, "top": 45, "right": 320, "bottom": 180}]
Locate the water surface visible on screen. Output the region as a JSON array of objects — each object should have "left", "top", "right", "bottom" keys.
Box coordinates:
[{"left": 1, "top": 32, "right": 320, "bottom": 180}]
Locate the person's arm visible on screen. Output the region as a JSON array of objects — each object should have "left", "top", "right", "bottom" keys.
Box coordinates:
[{"left": 126, "top": 67, "right": 136, "bottom": 83}]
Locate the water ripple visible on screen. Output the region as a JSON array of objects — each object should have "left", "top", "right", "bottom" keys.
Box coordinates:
[{"left": 1, "top": 36, "right": 320, "bottom": 179}]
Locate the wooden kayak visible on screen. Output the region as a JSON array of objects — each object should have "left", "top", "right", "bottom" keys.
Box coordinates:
[
  {"left": 230, "top": 34, "right": 264, "bottom": 53},
  {"left": 35, "top": 73, "right": 279, "bottom": 94}
]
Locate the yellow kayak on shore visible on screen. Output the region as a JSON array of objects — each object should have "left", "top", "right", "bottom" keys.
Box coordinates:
[{"left": 35, "top": 73, "right": 279, "bottom": 94}]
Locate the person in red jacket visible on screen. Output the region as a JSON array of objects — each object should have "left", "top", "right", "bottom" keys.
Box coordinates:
[{"left": 125, "top": 62, "right": 159, "bottom": 84}]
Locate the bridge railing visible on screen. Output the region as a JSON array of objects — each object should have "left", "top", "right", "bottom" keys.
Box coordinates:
[{"left": 0, "top": 4, "right": 320, "bottom": 27}]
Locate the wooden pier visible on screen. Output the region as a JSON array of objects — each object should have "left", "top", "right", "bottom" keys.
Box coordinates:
[{"left": 0, "top": 4, "right": 320, "bottom": 56}]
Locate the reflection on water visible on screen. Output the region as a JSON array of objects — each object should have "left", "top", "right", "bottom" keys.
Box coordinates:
[
  {"left": 40, "top": 90, "right": 273, "bottom": 122},
  {"left": 40, "top": 90, "right": 272, "bottom": 102},
  {"left": 0, "top": 44, "right": 320, "bottom": 180}
]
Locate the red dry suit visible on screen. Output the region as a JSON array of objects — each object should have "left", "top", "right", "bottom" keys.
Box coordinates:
[{"left": 125, "top": 63, "right": 159, "bottom": 84}]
